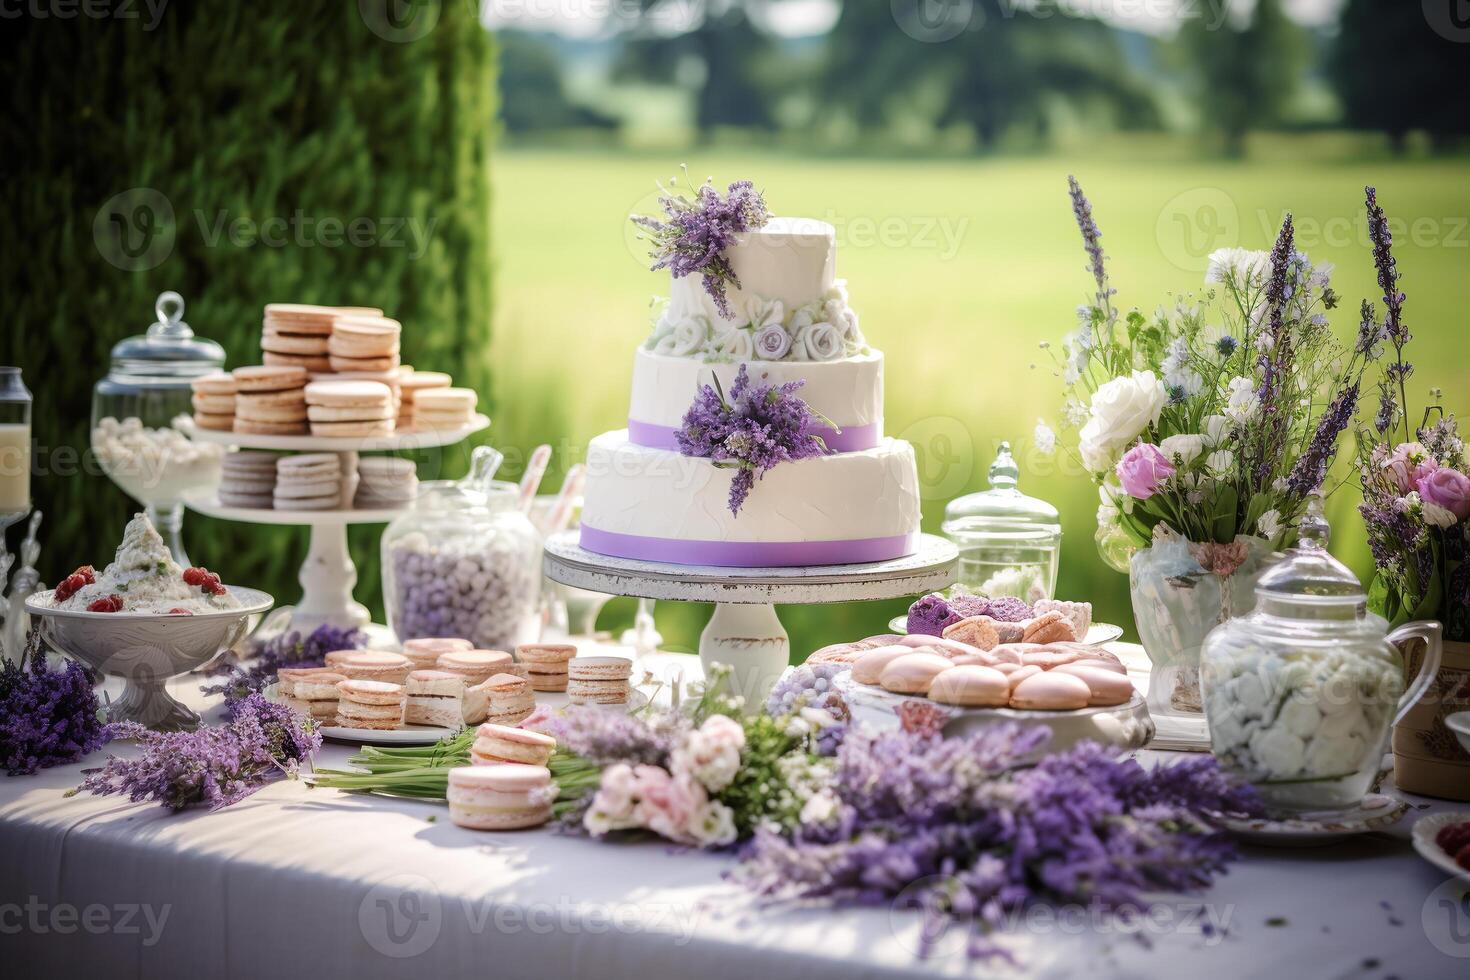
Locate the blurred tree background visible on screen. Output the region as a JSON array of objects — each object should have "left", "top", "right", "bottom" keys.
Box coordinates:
[{"left": 3, "top": 0, "right": 1467, "bottom": 660}]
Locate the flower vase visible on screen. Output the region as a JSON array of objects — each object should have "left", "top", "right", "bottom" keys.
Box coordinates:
[
  {"left": 1129, "top": 530, "right": 1275, "bottom": 718},
  {"left": 1392, "top": 638, "right": 1470, "bottom": 801}
]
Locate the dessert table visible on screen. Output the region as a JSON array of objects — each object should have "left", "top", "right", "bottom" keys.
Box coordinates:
[{"left": 2, "top": 646, "right": 1466, "bottom": 979}]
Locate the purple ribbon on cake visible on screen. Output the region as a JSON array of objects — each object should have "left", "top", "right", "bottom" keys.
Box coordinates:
[
  {"left": 579, "top": 526, "right": 918, "bottom": 567},
  {"left": 628, "top": 419, "right": 881, "bottom": 453}
]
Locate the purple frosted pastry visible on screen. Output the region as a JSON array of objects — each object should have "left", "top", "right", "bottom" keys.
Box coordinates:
[
  {"left": 906, "top": 594, "right": 961, "bottom": 637},
  {"left": 950, "top": 593, "right": 1033, "bottom": 623}
]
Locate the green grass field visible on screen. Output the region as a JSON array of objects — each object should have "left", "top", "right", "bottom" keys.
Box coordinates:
[{"left": 487, "top": 147, "right": 1470, "bottom": 657}]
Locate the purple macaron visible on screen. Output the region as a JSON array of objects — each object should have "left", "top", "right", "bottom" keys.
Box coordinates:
[{"left": 906, "top": 594, "right": 962, "bottom": 636}]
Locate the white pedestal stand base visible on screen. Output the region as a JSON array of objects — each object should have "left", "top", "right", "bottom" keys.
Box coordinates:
[
  {"left": 292, "top": 521, "right": 371, "bottom": 631},
  {"left": 543, "top": 532, "right": 958, "bottom": 710}
]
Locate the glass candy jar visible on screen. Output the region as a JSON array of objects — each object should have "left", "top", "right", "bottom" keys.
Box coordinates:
[
  {"left": 382, "top": 447, "right": 543, "bottom": 650},
  {"left": 1200, "top": 502, "right": 1442, "bottom": 814},
  {"left": 91, "top": 291, "right": 226, "bottom": 563},
  {"left": 942, "top": 442, "right": 1061, "bottom": 600}
]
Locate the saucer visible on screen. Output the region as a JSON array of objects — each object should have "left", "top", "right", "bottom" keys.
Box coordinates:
[{"left": 1217, "top": 794, "right": 1411, "bottom": 847}]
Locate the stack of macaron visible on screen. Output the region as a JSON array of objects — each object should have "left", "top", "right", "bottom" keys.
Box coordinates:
[
  {"left": 329, "top": 315, "right": 401, "bottom": 374},
  {"left": 470, "top": 723, "right": 556, "bottom": 767},
  {"left": 334, "top": 679, "right": 406, "bottom": 731},
  {"left": 397, "top": 370, "right": 451, "bottom": 430},
  {"left": 262, "top": 304, "right": 382, "bottom": 375},
  {"left": 404, "top": 670, "right": 467, "bottom": 729},
  {"left": 515, "top": 643, "right": 576, "bottom": 693},
  {"left": 447, "top": 764, "right": 553, "bottom": 831},
  {"left": 566, "top": 657, "right": 632, "bottom": 707},
  {"left": 277, "top": 667, "right": 345, "bottom": 722},
  {"left": 190, "top": 372, "right": 238, "bottom": 432},
  {"left": 274, "top": 453, "right": 343, "bottom": 511},
  {"left": 413, "top": 387, "right": 478, "bottom": 431},
  {"left": 231, "top": 365, "right": 309, "bottom": 435},
  {"left": 304, "top": 379, "right": 395, "bottom": 438},
  {"left": 354, "top": 456, "right": 418, "bottom": 510},
  {"left": 331, "top": 650, "right": 413, "bottom": 684},
  {"left": 436, "top": 649, "right": 513, "bottom": 687},
  {"left": 218, "top": 450, "right": 279, "bottom": 509},
  {"left": 477, "top": 673, "right": 536, "bottom": 726},
  {"left": 400, "top": 636, "right": 472, "bottom": 671}
]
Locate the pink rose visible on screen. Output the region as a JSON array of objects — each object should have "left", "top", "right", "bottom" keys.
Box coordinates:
[
  {"left": 1418, "top": 467, "right": 1470, "bottom": 521},
  {"left": 632, "top": 764, "right": 705, "bottom": 843},
  {"left": 1115, "top": 442, "right": 1176, "bottom": 500},
  {"left": 1383, "top": 442, "right": 1436, "bottom": 494}
]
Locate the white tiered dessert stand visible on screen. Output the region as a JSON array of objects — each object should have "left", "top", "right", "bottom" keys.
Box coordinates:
[
  {"left": 181, "top": 415, "right": 489, "bottom": 634},
  {"left": 543, "top": 530, "right": 958, "bottom": 706}
]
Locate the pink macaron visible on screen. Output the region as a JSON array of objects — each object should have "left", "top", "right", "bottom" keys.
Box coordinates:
[
  {"left": 878, "top": 652, "right": 954, "bottom": 695},
  {"left": 471, "top": 723, "right": 557, "bottom": 766},
  {"left": 1049, "top": 663, "right": 1135, "bottom": 705},
  {"left": 447, "top": 764, "right": 553, "bottom": 831},
  {"left": 852, "top": 645, "right": 916, "bottom": 685},
  {"left": 1009, "top": 670, "right": 1092, "bottom": 711},
  {"left": 927, "top": 665, "right": 1011, "bottom": 707}
]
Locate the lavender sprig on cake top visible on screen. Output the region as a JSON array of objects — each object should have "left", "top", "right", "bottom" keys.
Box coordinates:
[
  {"left": 631, "top": 169, "right": 769, "bottom": 320},
  {"left": 676, "top": 364, "right": 834, "bottom": 516}
]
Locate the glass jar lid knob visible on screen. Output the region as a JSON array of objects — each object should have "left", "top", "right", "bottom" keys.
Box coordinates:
[{"left": 988, "top": 441, "right": 1019, "bottom": 490}]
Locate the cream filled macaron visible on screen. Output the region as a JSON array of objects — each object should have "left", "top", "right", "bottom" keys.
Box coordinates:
[
  {"left": 927, "top": 665, "right": 1011, "bottom": 708},
  {"left": 1009, "top": 671, "right": 1092, "bottom": 711},
  {"left": 878, "top": 652, "right": 953, "bottom": 695},
  {"left": 1049, "top": 663, "right": 1135, "bottom": 705},
  {"left": 436, "top": 649, "right": 513, "bottom": 685},
  {"left": 401, "top": 636, "right": 473, "bottom": 669},
  {"left": 471, "top": 723, "right": 557, "bottom": 767},
  {"left": 851, "top": 645, "right": 915, "bottom": 685},
  {"left": 447, "top": 765, "right": 553, "bottom": 831},
  {"left": 335, "top": 651, "right": 413, "bottom": 684}
]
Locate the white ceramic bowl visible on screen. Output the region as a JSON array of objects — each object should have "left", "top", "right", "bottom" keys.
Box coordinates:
[
  {"left": 1446, "top": 711, "right": 1470, "bottom": 757},
  {"left": 25, "top": 587, "right": 273, "bottom": 730}
]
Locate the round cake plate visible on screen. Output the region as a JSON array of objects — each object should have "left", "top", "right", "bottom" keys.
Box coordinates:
[
  {"left": 887, "top": 614, "right": 1124, "bottom": 646},
  {"left": 1217, "top": 794, "right": 1412, "bottom": 847},
  {"left": 1411, "top": 811, "right": 1470, "bottom": 884},
  {"left": 543, "top": 531, "right": 958, "bottom": 709},
  {"left": 181, "top": 418, "right": 486, "bottom": 634}
]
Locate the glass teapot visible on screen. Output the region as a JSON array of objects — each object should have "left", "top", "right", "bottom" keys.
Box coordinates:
[
  {"left": 942, "top": 442, "right": 1061, "bottom": 600},
  {"left": 381, "top": 446, "right": 543, "bottom": 651},
  {"left": 1200, "top": 500, "right": 1442, "bottom": 814},
  {"left": 91, "top": 291, "right": 226, "bottom": 564}
]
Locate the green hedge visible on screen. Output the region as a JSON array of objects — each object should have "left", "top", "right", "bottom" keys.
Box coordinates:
[{"left": 0, "top": 3, "right": 496, "bottom": 615}]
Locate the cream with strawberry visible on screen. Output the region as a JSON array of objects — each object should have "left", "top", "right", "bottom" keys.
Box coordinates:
[{"left": 53, "top": 513, "right": 241, "bottom": 613}]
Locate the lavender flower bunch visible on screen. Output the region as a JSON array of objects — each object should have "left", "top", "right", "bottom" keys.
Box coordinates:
[
  {"left": 201, "top": 623, "right": 365, "bottom": 712},
  {"left": 631, "top": 169, "right": 770, "bottom": 320},
  {"left": 734, "top": 724, "right": 1261, "bottom": 961},
  {"left": 677, "top": 363, "right": 834, "bottom": 515},
  {"left": 79, "top": 693, "right": 320, "bottom": 811},
  {"left": 1355, "top": 188, "right": 1468, "bottom": 640},
  {"left": 0, "top": 634, "right": 112, "bottom": 776}
]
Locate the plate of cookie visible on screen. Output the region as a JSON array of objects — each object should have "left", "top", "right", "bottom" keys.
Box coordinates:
[{"left": 887, "top": 591, "right": 1123, "bottom": 646}]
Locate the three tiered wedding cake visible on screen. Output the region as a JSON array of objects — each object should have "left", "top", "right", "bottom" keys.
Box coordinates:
[{"left": 579, "top": 181, "right": 921, "bottom": 567}]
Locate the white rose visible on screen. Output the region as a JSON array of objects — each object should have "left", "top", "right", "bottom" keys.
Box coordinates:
[
  {"left": 745, "top": 296, "right": 785, "bottom": 332},
  {"left": 1202, "top": 414, "right": 1230, "bottom": 446},
  {"left": 1224, "top": 377, "right": 1259, "bottom": 423},
  {"left": 1077, "top": 370, "right": 1167, "bottom": 473},
  {"left": 1159, "top": 434, "right": 1204, "bottom": 465},
  {"left": 1256, "top": 508, "right": 1282, "bottom": 541},
  {"left": 1423, "top": 499, "right": 1459, "bottom": 529},
  {"left": 668, "top": 316, "right": 711, "bottom": 357},
  {"left": 1205, "top": 449, "right": 1235, "bottom": 477},
  {"left": 798, "top": 321, "right": 845, "bottom": 361},
  {"left": 711, "top": 326, "right": 754, "bottom": 361}
]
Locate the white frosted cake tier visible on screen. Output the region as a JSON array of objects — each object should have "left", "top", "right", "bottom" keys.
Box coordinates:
[
  {"left": 628, "top": 349, "right": 884, "bottom": 452},
  {"left": 671, "top": 216, "right": 836, "bottom": 325},
  {"left": 579, "top": 430, "right": 921, "bottom": 567}
]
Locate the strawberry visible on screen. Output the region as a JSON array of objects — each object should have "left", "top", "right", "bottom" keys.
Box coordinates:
[
  {"left": 54, "top": 565, "right": 97, "bottom": 603},
  {"left": 167, "top": 608, "right": 195, "bottom": 616},
  {"left": 86, "top": 595, "right": 125, "bottom": 613},
  {"left": 183, "top": 566, "right": 227, "bottom": 596}
]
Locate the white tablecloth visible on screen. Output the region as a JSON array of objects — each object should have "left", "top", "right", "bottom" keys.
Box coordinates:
[{"left": 3, "top": 647, "right": 1467, "bottom": 979}]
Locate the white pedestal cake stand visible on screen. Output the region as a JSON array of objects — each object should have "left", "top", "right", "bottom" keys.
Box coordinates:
[
  {"left": 543, "top": 530, "right": 958, "bottom": 707},
  {"left": 181, "top": 415, "right": 489, "bottom": 633}
]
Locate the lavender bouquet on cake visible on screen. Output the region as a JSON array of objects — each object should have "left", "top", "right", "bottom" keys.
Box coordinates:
[
  {"left": 1355, "top": 188, "right": 1468, "bottom": 640},
  {"left": 676, "top": 364, "right": 834, "bottom": 516},
  {"left": 631, "top": 168, "right": 769, "bottom": 320}
]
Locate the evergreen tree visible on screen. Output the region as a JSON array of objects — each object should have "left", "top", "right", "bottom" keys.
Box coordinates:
[
  {"left": 1331, "top": 0, "right": 1470, "bottom": 151},
  {"left": 1179, "top": 0, "right": 1304, "bottom": 157},
  {"left": 0, "top": 3, "right": 496, "bottom": 610}
]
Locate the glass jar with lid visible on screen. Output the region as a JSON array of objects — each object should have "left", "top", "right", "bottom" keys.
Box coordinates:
[
  {"left": 0, "top": 367, "right": 32, "bottom": 528},
  {"left": 382, "top": 446, "right": 544, "bottom": 650},
  {"left": 1200, "top": 499, "right": 1442, "bottom": 814},
  {"left": 941, "top": 442, "right": 1062, "bottom": 600},
  {"left": 91, "top": 291, "right": 226, "bottom": 563}
]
